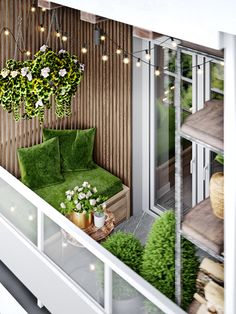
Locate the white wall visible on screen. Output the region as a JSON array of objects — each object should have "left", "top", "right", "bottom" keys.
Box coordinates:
[{"left": 51, "top": 0, "right": 236, "bottom": 49}]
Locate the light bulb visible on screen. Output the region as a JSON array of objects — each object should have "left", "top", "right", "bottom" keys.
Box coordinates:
[
  {"left": 102, "top": 53, "right": 108, "bottom": 61},
  {"left": 171, "top": 37, "right": 177, "bottom": 48},
  {"left": 56, "top": 30, "right": 61, "bottom": 38},
  {"left": 10, "top": 206, "right": 15, "bottom": 212},
  {"left": 89, "top": 264, "right": 96, "bottom": 271},
  {"left": 81, "top": 44, "right": 87, "bottom": 54},
  {"left": 163, "top": 97, "right": 168, "bottom": 102},
  {"left": 40, "top": 24, "right": 45, "bottom": 32},
  {"left": 197, "top": 65, "right": 203, "bottom": 74},
  {"left": 100, "top": 32, "right": 106, "bottom": 41},
  {"left": 31, "top": 6, "right": 36, "bottom": 12},
  {"left": 154, "top": 67, "right": 160, "bottom": 76},
  {"left": 123, "top": 54, "right": 129, "bottom": 64},
  {"left": 164, "top": 90, "right": 169, "bottom": 95},
  {"left": 62, "top": 242, "right": 68, "bottom": 247},
  {"left": 220, "top": 61, "right": 224, "bottom": 66},
  {"left": 136, "top": 58, "right": 141, "bottom": 67},
  {"left": 170, "top": 85, "right": 175, "bottom": 90},
  {"left": 28, "top": 215, "right": 34, "bottom": 221},
  {"left": 62, "top": 35, "right": 68, "bottom": 42},
  {"left": 145, "top": 49, "right": 151, "bottom": 61},
  {"left": 4, "top": 28, "right": 9, "bottom": 36},
  {"left": 25, "top": 50, "right": 31, "bottom": 56},
  {"left": 116, "top": 47, "right": 122, "bottom": 55},
  {"left": 41, "top": 7, "right": 46, "bottom": 12}
]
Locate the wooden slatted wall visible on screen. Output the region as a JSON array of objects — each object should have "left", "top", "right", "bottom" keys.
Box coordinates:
[{"left": 0, "top": 0, "right": 132, "bottom": 189}]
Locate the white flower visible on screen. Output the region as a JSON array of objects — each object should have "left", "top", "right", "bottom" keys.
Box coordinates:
[
  {"left": 58, "top": 49, "right": 66, "bottom": 54},
  {"left": 78, "top": 187, "right": 83, "bottom": 192},
  {"left": 60, "top": 202, "right": 66, "bottom": 209},
  {"left": 1, "top": 69, "right": 10, "bottom": 78},
  {"left": 27, "top": 72, "right": 32, "bottom": 81},
  {"left": 89, "top": 199, "right": 96, "bottom": 206},
  {"left": 88, "top": 184, "right": 91, "bottom": 188},
  {"left": 86, "top": 191, "right": 92, "bottom": 199},
  {"left": 78, "top": 193, "right": 86, "bottom": 200},
  {"left": 41, "top": 67, "right": 50, "bottom": 78},
  {"left": 73, "top": 59, "right": 78, "bottom": 63},
  {"left": 21, "top": 67, "right": 29, "bottom": 77},
  {"left": 79, "top": 63, "right": 85, "bottom": 71},
  {"left": 11, "top": 70, "right": 18, "bottom": 78},
  {"left": 70, "top": 191, "right": 75, "bottom": 196},
  {"left": 76, "top": 203, "right": 82, "bottom": 210},
  {"left": 74, "top": 186, "right": 79, "bottom": 191},
  {"left": 59, "top": 69, "right": 67, "bottom": 77},
  {"left": 35, "top": 99, "right": 44, "bottom": 108},
  {"left": 67, "top": 195, "right": 72, "bottom": 201},
  {"left": 74, "top": 199, "right": 78, "bottom": 205},
  {"left": 66, "top": 190, "right": 71, "bottom": 195},
  {"left": 102, "top": 202, "right": 107, "bottom": 209},
  {"left": 82, "top": 181, "right": 89, "bottom": 188},
  {"left": 93, "top": 187, "right": 97, "bottom": 193},
  {"left": 96, "top": 197, "right": 101, "bottom": 203},
  {"left": 40, "top": 44, "right": 48, "bottom": 52}
]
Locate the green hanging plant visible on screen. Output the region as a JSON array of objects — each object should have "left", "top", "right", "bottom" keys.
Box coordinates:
[{"left": 0, "top": 45, "right": 84, "bottom": 122}]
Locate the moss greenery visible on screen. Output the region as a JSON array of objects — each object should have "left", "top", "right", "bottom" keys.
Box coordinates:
[
  {"left": 140, "top": 210, "right": 199, "bottom": 310},
  {"left": 0, "top": 44, "right": 84, "bottom": 122}
]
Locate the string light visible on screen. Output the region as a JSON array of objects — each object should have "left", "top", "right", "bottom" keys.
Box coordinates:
[
  {"left": 89, "top": 264, "right": 96, "bottom": 271},
  {"left": 10, "top": 206, "right": 15, "bottom": 212},
  {"left": 41, "top": 7, "right": 47, "bottom": 12},
  {"left": 123, "top": 54, "right": 129, "bottom": 64},
  {"left": 28, "top": 215, "right": 34, "bottom": 221},
  {"left": 163, "top": 97, "right": 168, "bottom": 102},
  {"left": 81, "top": 43, "right": 87, "bottom": 54},
  {"left": 136, "top": 58, "right": 141, "bottom": 67},
  {"left": 154, "top": 66, "right": 161, "bottom": 76},
  {"left": 25, "top": 50, "right": 31, "bottom": 56},
  {"left": 116, "top": 47, "right": 122, "bottom": 55},
  {"left": 102, "top": 52, "right": 108, "bottom": 61},
  {"left": 40, "top": 24, "right": 45, "bottom": 32},
  {"left": 31, "top": 3, "right": 36, "bottom": 12},
  {"left": 170, "top": 86, "right": 175, "bottom": 90},
  {"left": 56, "top": 30, "right": 61, "bottom": 38},
  {"left": 164, "top": 90, "right": 169, "bottom": 95},
  {"left": 100, "top": 31, "right": 106, "bottom": 41},
  {"left": 197, "top": 65, "right": 203, "bottom": 74},
  {"left": 145, "top": 49, "right": 151, "bottom": 61},
  {"left": 62, "top": 34, "right": 68, "bottom": 42},
  {"left": 220, "top": 61, "right": 224, "bottom": 66},
  {"left": 171, "top": 37, "right": 177, "bottom": 48},
  {"left": 4, "top": 28, "right": 9, "bottom": 36}
]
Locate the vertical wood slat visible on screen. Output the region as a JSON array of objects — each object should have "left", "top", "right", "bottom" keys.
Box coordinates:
[{"left": 0, "top": 0, "right": 132, "bottom": 191}]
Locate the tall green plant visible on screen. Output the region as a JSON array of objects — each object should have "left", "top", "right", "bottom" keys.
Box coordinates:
[{"left": 140, "top": 211, "right": 199, "bottom": 310}]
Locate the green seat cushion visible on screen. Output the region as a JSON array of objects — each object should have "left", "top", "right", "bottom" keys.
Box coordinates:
[
  {"left": 34, "top": 165, "right": 123, "bottom": 212},
  {"left": 17, "top": 137, "right": 64, "bottom": 189},
  {"left": 43, "top": 128, "right": 96, "bottom": 172}
]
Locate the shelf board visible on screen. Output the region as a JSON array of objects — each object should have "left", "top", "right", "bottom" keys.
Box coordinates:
[
  {"left": 181, "top": 99, "right": 223, "bottom": 154},
  {"left": 182, "top": 198, "right": 224, "bottom": 262}
]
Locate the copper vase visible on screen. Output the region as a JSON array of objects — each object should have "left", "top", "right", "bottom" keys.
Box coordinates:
[{"left": 70, "top": 212, "right": 93, "bottom": 229}]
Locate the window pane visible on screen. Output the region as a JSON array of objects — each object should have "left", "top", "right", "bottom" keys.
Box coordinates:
[
  {"left": 164, "top": 48, "right": 176, "bottom": 73},
  {"left": 181, "top": 81, "right": 192, "bottom": 112},
  {"left": 211, "top": 91, "right": 224, "bottom": 100},
  {"left": 211, "top": 62, "right": 224, "bottom": 91},
  {"left": 181, "top": 53, "right": 192, "bottom": 79}
]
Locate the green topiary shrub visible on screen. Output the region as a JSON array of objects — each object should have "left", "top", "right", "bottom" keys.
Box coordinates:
[
  {"left": 140, "top": 210, "right": 199, "bottom": 310},
  {"left": 102, "top": 231, "right": 143, "bottom": 274}
]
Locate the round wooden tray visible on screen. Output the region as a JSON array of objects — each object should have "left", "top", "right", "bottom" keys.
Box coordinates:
[{"left": 61, "top": 210, "right": 115, "bottom": 247}]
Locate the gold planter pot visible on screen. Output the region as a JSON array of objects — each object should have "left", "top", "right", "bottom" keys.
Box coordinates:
[
  {"left": 209, "top": 172, "right": 224, "bottom": 219},
  {"left": 70, "top": 212, "right": 93, "bottom": 229}
]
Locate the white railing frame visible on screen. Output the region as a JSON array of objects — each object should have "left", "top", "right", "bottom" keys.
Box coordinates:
[{"left": 0, "top": 166, "right": 185, "bottom": 314}]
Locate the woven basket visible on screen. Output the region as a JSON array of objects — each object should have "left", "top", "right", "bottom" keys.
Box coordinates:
[{"left": 209, "top": 172, "right": 224, "bottom": 219}]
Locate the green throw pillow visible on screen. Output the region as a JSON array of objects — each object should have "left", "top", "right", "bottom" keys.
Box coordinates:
[
  {"left": 17, "top": 137, "right": 64, "bottom": 189},
  {"left": 43, "top": 128, "right": 96, "bottom": 171}
]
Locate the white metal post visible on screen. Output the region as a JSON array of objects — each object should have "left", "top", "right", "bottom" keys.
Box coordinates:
[
  {"left": 37, "top": 209, "right": 44, "bottom": 308},
  {"left": 223, "top": 33, "right": 236, "bottom": 314},
  {"left": 104, "top": 264, "right": 112, "bottom": 314}
]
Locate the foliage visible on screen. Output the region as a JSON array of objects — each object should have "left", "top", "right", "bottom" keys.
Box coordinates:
[
  {"left": 100, "top": 232, "right": 144, "bottom": 300},
  {"left": 215, "top": 154, "right": 224, "bottom": 165},
  {"left": 140, "top": 211, "right": 199, "bottom": 310},
  {"left": 60, "top": 181, "right": 107, "bottom": 216},
  {"left": 0, "top": 45, "right": 84, "bottom": 122}
]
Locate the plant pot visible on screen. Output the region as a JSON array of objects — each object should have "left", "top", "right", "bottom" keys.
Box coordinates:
[
  {"left": 209, "top": 172, "right": 224, "bottom": 219},
  {"left": 70, "top": 212, "right": 93, "bottom": 229},
  {"left": 94, "top": 212, "right": 105, "bottom": 228}
]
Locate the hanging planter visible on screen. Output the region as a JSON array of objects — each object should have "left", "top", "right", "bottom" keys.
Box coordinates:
[{"left": 0, "top": 45, "right": 84, "bottom": 122}]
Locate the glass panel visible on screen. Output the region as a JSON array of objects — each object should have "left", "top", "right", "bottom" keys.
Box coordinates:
[
  {"left": 112, "top": 271, "right": 165, "bottom": 314},
  {"left": 211, "top": 62, "right": 224, "bottom": 91},
  {"left": 0, "top": 178, "right": 37, "bottom": 244},
  {"left": 43, "top": 215, "right": 104, "bottom": 306},
  {"left": 181, "top": 53, "right": 192, "bottom": 79},
  {"left": 181, "top": 81, "right": 192, "bottom": 112},
  {"left": 210, "top": 91, "right": 224, "bottom": 100},
  {"left": 163, "top": 48, "right": 176, "bottom": 73}
]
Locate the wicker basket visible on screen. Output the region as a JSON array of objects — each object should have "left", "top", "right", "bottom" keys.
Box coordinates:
[{"left": 209, "top": 172, "right": 224, "bottom": 219}]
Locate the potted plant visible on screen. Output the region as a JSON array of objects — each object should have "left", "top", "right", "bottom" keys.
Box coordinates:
[
  {"left": 94, "top": 203, "right": 106, "bottom": 228},
  {"left": 210, "top": 154, "right": 224, "bottom": 219},
  {"left": 100, "top": 232, "right": 144, "bottom": 313},
  {"left": 141, "top": 211, "right": 199, "bottom": 310},
  {"left": 60, "top": 181, "right": 107, "bottom": 229}
]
